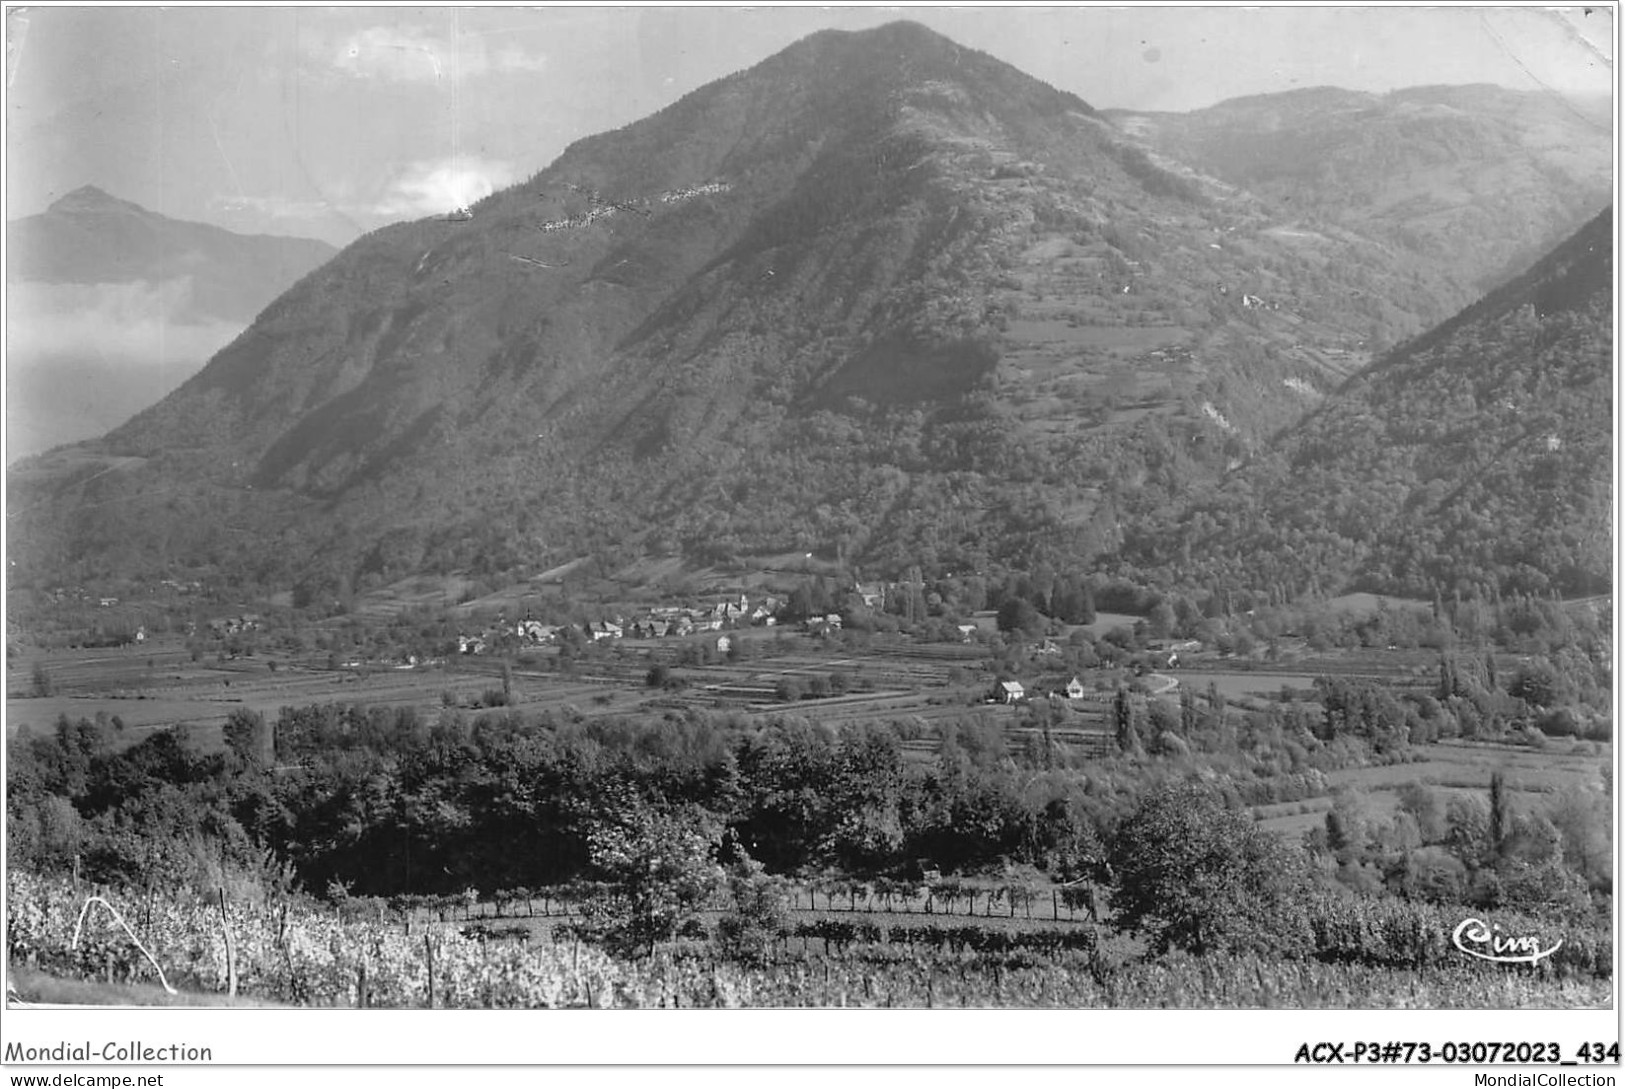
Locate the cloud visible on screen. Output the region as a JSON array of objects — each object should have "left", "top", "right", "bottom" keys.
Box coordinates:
[
  {"left": 370, "top": 157, "right": 518, "bottom": 218},
  {"left": 6, "top": 279, "right": 245, "bottom": 459},
  {"left": 6, "top": 279, "right": 244, "bottom": 371},
  {"left": 489, "top": 42, "right": 549, "bottom": 75},
  {"left": 210, "top": 194, "right": 338, "bottom": 221},
  {"left": 318, "top": 24, "right": 547, "bottom": 82}
]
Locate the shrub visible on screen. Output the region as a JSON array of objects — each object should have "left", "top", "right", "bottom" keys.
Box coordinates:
[
  {"left": 1109, "top": 783, "right": 1315, "bottom": 957},
  {"left": 713, "top": 858, "right": 791, "bottom": 966}
]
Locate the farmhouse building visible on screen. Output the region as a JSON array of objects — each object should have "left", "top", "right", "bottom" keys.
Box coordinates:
[
  {"left": 854, "top": 582, "right": 886, "bottom": 609},
  {"left": 586, "top": 620, "right": 623, "bottom": 641},
  {"left": 807, "top": 614, "right": 843, "bottom": 637},
  {"left": 517, "top": 620, "right": 559, "bottom": 644},
  {"left": 996, "top": 680, "right": 1025, "bottom": 704}
]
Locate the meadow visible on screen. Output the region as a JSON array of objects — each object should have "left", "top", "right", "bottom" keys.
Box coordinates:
[{"left": 10, "top": 631, "right": 1605, "bottom": 838}]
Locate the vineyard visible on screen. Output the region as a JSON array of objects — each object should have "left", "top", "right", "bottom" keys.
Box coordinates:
[{"left": 6, "top": 872, "right": 1610, "bottom": 1009}]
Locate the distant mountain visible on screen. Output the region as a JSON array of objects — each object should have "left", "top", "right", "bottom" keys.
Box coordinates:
[
  {"left": 6, "top": 25, "right": 1612, "bottom": 603},
  {"left": 6, "top": 187, "right": 335, "bottom": 460},
  {"left": 9, "top": 186, "right": 336, "bottom": 322},
  {"left": 1108, "top": 85, "right": 1612, "bottom": 297},
  {"left": 1120, "top": 206, "right": 1613, "bottom": 601}
]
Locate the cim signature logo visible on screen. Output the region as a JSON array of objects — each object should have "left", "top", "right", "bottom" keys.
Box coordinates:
[{"left": 1452, "top": 917, "right": 1564, "bottom": 966}]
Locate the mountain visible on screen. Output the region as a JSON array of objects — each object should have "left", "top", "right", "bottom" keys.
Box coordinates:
[
  {"left": 1119, "top": 206, "right": 1613, "bottom": 601},
  {"left": 5, "top": 187, "right": 336, "bottom": 460},
  {"left": 1107, "top": 85, "right": 1612, "bottom": 297},
  {"left": 6, "top": 24, "right": 1612, "bottom": 603},
  {"left": 9, "top": 185, "right": 337, "bottom": 321}
]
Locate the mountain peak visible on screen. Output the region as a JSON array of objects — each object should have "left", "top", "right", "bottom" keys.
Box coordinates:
[
  {"left": 836, "top": 19, "right": 954, "bottom": 46},
  {"left": 47, "top": 185, "right": 150, "bottom": 216},
  {"left": 775, "top": 18, "right": 1093, "bottom": 118},
  {"left": 797, "top": 19, "right": 956, "bottom": 52}
]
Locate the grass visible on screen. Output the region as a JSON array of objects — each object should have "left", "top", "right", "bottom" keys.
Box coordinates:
[
  {"left": 349, "top": 572, "right": 476, "bottom": 620},
  {"left": 1319, "top": 591, "right": 1432, "bottom": 617},
  {"left": 1179, "top": 669, "right": 1334, "bottom": 701},
  {"left": 1252, "top": 738, "right": 1610, "bottom": 835},
  {"left": 1002, "top": 318, "right": 1189, "bottom": 353},
  {"left": 7, "top": 964, "right": 287, "bottom": 1008}
]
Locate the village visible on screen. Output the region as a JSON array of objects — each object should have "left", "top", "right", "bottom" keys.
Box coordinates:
[
  {"left": 440, "top": 576, "right": 1203, "bottom": 714},
  {"left": 455, "top": 581, "right": 884, "bottom": 656}
]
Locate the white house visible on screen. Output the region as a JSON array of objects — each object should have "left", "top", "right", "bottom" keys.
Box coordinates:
[
  {"left": 807, "top": 614, "right": 843, "bottom": 636},
  {"left": 517, "top": 620, "right": 558, "bottom": 644},
  {"left": 996, "top": 680, "right": 1025, "bottom": 704},
  {"left": 586, "top": 620, "right": 623, "bottom": 641}
]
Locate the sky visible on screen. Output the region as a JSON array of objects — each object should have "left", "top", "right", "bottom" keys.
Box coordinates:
[{"left": 3, "top": 4, "right": 1617, "bottom": 246}]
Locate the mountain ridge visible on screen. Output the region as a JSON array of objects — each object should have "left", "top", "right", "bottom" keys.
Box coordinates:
[
  {"left": 7, "top": 22, "right": 1613, "bottom": 604},
  {"left": 1106, "top": 83, "right": 1611, "bottom": 297},
  {"left": 1118, "top": 205, "right": 1613, "bottom": 601}
]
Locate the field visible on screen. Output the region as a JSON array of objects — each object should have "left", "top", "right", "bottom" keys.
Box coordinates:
[
  {"left": 8, "top": 869, "right": 1610, "bottom": 1009},
  {"left": 8, "top": 615, "right": 1612, "bottom": 1013},
  {"left": 10, "top": 629, "right": 1605, "bottom": 846}
]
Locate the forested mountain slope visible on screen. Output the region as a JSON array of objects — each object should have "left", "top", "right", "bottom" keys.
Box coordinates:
[
  {"left": 7, "top": 25, "right": 1612, "bottom": 602},
  {"left": 1119, "top": 206, "right": 1613, "bottom": 601}
]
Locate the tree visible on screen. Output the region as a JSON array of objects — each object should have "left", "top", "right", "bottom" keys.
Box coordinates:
[
  {"left": 1396, "top": 783, "right": 1446, "bottom": 844},
  {"left": 222, "top": 708, "right": 271, "bottom": 769},
  {"left": 1437, "top": 653, "right": 1457, "bottom": 700},
  {"left": 996, "top": 596, "right": 1044, "bottom": 638},
  {"left": 1112, "top": 687, "right": 1141, "bottom": 755},
  {"left": 1545, "top": 787, "right": 1612, "bottom": 893},
  {"left": 1109, "top": 784, "right": 1313, "bottom": 957},
  {"left": 1148, "top": 600, "right": 1176, "bottom": 640},
  {"left": 713, "top": 853, "right": 791, "bottom": 965},
  {"left": 1179, "top": 688, "right": 1199, "bottom": 735},
  {"left": 1488, "top": 770, "right": 1509, "bottom": 862},
  {"left": 1509, "top": 658, "right": 1568, "bottom": 709},
  {"left": 580, "top": 801, "right": 723, "bottom": 958}
]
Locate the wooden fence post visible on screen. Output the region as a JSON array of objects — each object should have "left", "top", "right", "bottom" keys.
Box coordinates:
[
  {"left": 424, "top": 934, "right": 436, "bottom": 1009},
  {"left": 217, "top": 888, "right": 237, "bottom": 998}
]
